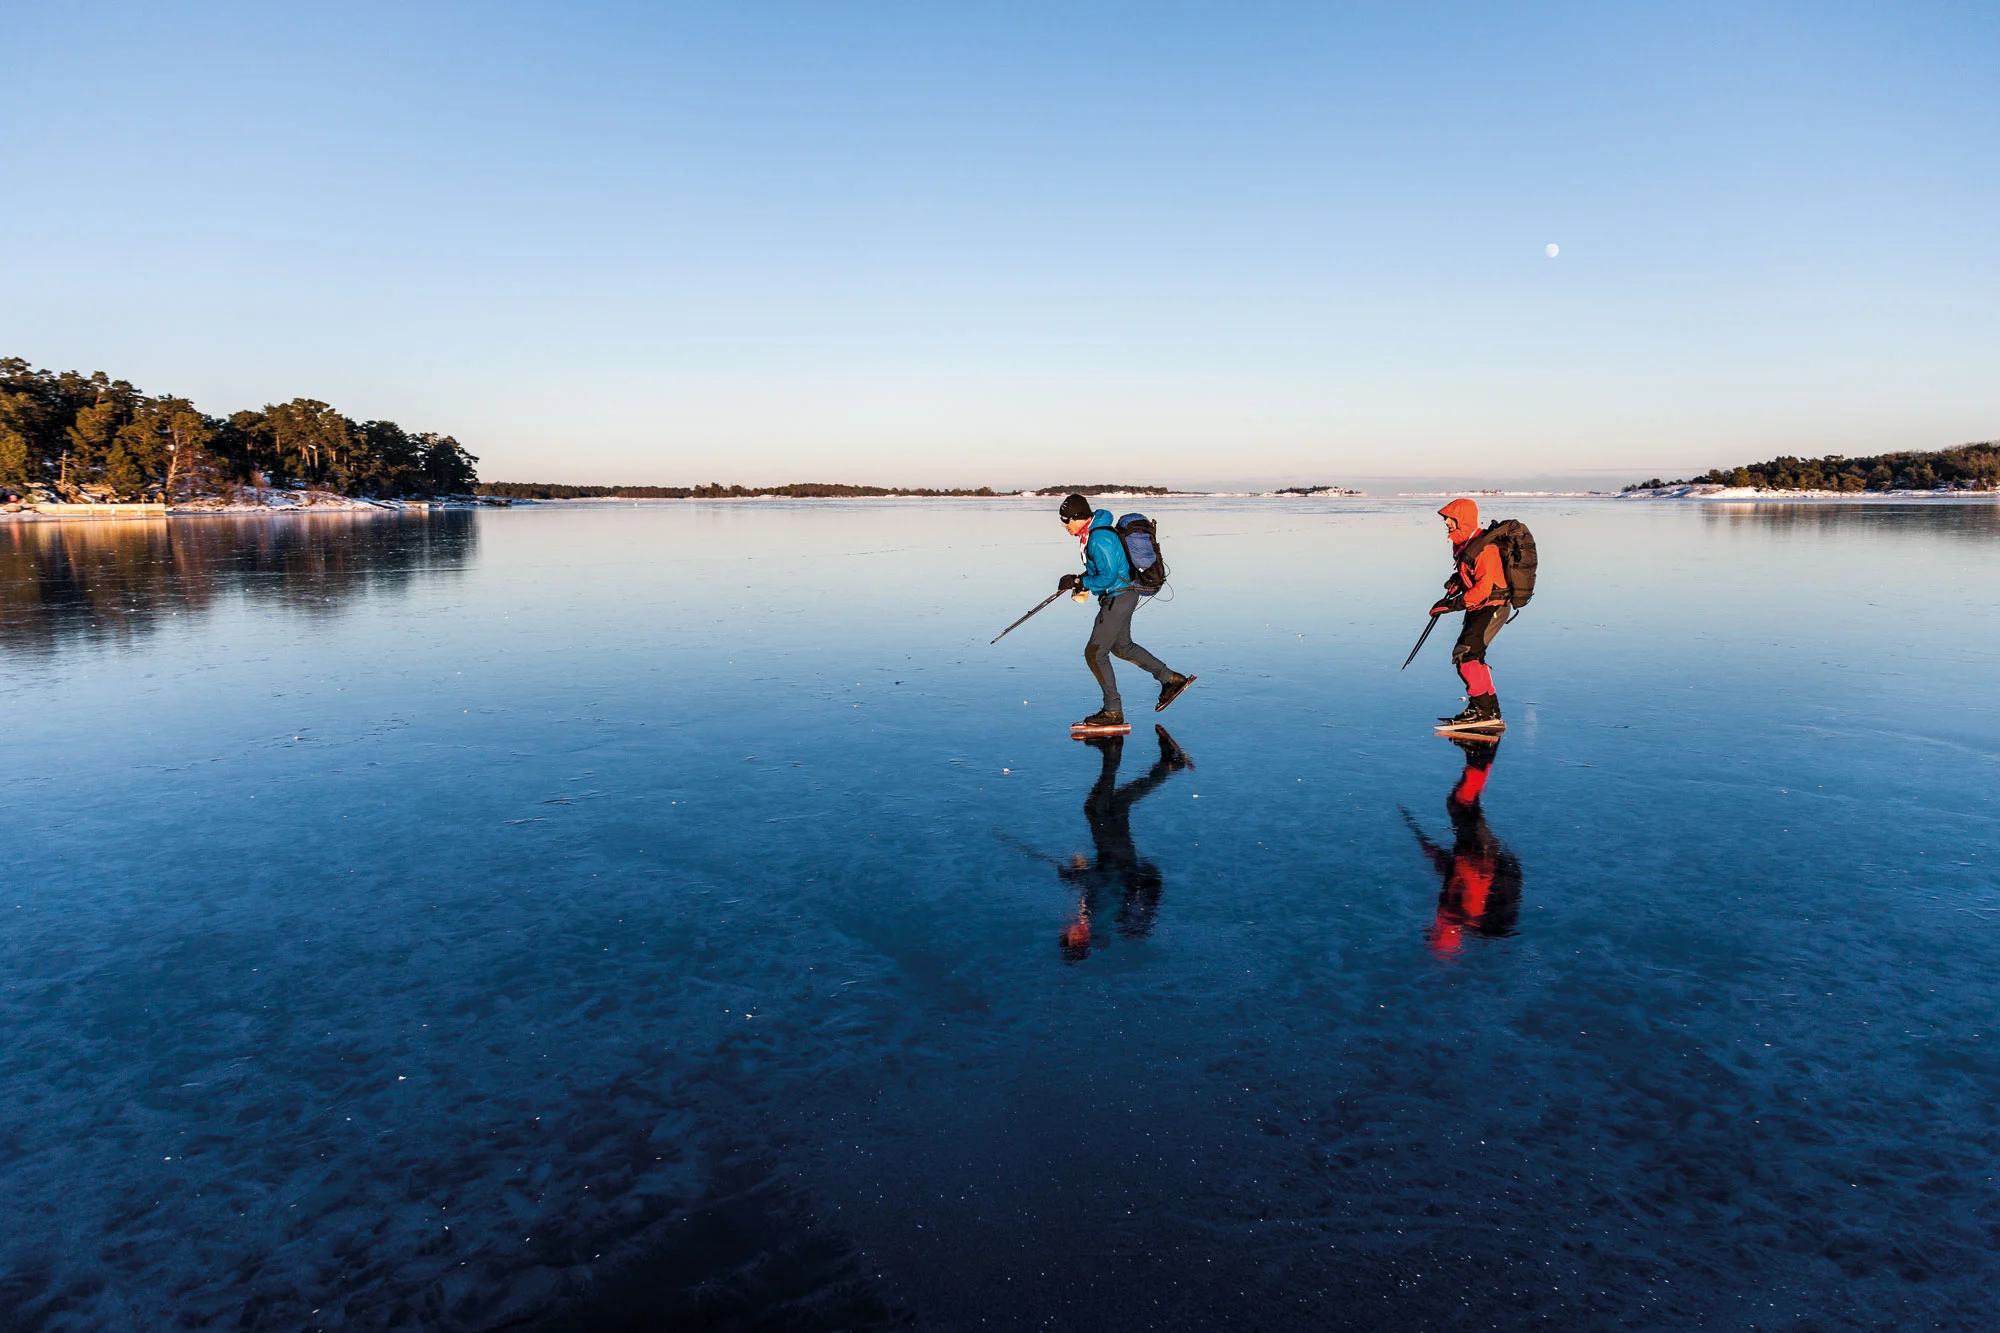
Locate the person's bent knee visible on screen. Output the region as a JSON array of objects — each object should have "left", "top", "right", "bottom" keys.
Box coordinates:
[{"left": 1451, "top": 643, "right": 1485, "bottom": 666}]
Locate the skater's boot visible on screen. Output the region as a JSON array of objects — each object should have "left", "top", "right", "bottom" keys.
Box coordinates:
[
  {"left": 1438, "top": 699, "right": 1479, "bottom": 726},
  {"left": 1154, "top": 672, "right": 1197, "bottom": 713},
  {"left": 1457, "top": 694, "right": 1506, "bottom": 731},
  {"left": 1072, "top": 707, "right": 1126, "bottom": 731},
  {"left": 1439, "top": 694, "right": 1504, "bottom": 731}
]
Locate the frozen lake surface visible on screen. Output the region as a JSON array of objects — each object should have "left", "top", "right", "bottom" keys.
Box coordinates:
[{"left": 2, "top": 497, "right": 1996, "bottom": 1331}]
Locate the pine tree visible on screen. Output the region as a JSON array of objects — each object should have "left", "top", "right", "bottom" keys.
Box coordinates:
[
  {"left": 65, "top": 398, "right": 126, "bottom": 490},
  {"left": 419, "top": 434, "right": 479, "bottom": 495},
  {"left": 0, "top": 389, "right": 38, "bottom": 489},
  {"left": 0, "top": 425, "right": 28, "bottom": 491},
  {"left": 104, "top": 439, "right": 146, "bottom": 497},
  {"left": 261, "top": 399, "right": 352, "bottom": 489},
  {"left": 155, "top": 399, "right": 216, "bottom": 502}
]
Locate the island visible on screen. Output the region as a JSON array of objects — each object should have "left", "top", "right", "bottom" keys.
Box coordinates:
[
  {"left": 1623, "top": 441, "right": 2000, "bottom": 497},
  {"left": 1, "top": 357, "right": 478, "bottom": 515}
]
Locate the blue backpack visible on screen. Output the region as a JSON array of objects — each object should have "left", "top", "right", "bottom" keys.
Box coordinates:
[{"left": 1114, "top": 513, "right": 1168, "bottom": 594}]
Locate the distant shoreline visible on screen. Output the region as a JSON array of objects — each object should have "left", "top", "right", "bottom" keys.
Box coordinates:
[
  {"left": 527, "top": 488, "right": 1368, "bottom": 502},
  {"left": 15, "top": 485, "right": 1995, "bottom": 523}
]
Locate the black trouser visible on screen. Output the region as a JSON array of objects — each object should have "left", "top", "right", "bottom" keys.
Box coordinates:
[
  {"left": 1451, "top": 605, "right": 1507, "bottom": 665},
  {"left": 1084, "top": 590, "right": 1172, "bottom": 712}
]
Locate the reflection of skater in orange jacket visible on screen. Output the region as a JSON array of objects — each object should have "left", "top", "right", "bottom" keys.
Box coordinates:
[
  {"left": 1401, "top": 736, "right": 1523, "bottom": 957},
  {"left": 1059, "top": 726, "right": 1192, "bottom": 961}
]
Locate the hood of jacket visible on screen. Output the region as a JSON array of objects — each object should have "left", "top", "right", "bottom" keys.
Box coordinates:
[{"left": 1438, "top": 497, "right": 1481, "bottom": 545}]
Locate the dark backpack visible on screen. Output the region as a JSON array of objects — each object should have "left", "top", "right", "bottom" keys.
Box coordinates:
[
  {"left": 1461, "top": 519, "right": 1538, "bottom": 608},
  {"left": 1114, "top": 513, "right": 1168, "bottom": 594}
]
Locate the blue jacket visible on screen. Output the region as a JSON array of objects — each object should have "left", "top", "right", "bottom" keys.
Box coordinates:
[{"left": 1079, "top": 509, "right": 1131, "bottom": 596}]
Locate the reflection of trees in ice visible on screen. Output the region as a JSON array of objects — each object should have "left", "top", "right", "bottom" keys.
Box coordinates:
[{"left": 0, "top": 511, "right": 478, "bottom": 654}]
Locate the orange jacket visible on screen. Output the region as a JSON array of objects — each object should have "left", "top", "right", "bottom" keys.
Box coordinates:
[
  {"left": 1439, "top": 498, "right": 1508, "bottom": 610},
  {"left": 1455, "top": 543, "right": 1507, "bottom": 610}
]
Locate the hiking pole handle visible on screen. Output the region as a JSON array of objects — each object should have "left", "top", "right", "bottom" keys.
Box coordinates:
[
  {"left": 1400, "top": 614, "right": 1441, "bottom": 671},
  {"left": 991, "top": 589, "right": 1068, "bottom": 644}
]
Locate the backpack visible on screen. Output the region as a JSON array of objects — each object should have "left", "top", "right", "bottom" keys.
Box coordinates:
[
  {"left": 1114, "top": 513, "right": 1168, "bottom": 594},
  {"left": 1460, "top": 519, "right": 1537, "bottom": 608}
]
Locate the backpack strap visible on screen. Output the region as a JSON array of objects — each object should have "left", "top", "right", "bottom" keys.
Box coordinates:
[{"left": 1457, "top": 520, "right": 1500, "bottom": 561}]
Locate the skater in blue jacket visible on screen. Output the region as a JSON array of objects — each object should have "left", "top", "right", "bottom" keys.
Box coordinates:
[{"left": 1056, "top": 492, "right": 1194, "bottom": 732}]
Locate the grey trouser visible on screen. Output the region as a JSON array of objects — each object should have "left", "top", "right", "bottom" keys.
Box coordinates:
[{"left": 1085, "top": 590, "right": 1172, "bottom": 711}]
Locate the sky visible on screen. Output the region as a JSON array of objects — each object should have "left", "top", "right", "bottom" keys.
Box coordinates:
[{"left": 2, "top": 2, "right": 1995, "bottom": 490}]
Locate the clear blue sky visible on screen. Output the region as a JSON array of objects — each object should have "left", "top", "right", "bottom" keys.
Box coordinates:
[{"left": 3, "top": 2, "right": 1994, "bottom": 488}]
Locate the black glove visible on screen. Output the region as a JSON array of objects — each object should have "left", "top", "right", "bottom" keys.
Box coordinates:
[
  {"left": 1430, "top": 596, "right": 1464, "bottom": 617},
  {"left": 1058, "top": 573, "right": 1081, "bottom": 592}
]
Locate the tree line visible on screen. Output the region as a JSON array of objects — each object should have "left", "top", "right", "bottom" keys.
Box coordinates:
[
  {"left": 1627, "top": 442, "right": 2000, "bottom": 493},
  {"left": 1031, "top": 484, "right": 1176, "bottom": 496},
  {"left": 0, "top": 357, "right": 479, "bottom": 501}
]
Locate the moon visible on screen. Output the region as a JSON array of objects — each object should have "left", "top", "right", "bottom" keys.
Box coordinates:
[{"left": 1545, "top": 243, "right": 1560, "bottom": 258}]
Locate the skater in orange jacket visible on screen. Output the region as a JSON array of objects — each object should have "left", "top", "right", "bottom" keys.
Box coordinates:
[{"left": 1431, "top": 497, "right": 1510, "bottom": 732}]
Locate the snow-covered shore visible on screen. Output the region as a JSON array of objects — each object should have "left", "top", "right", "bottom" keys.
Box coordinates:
[
  {"left": 1, "top": 488, "right": 499, "bottom": 520},
  {"left": 1618, "top": 483, "right": 1999, "bottom": 501},
  {"left": 169, "top": 487, "right": 494, "bottom": 514}
]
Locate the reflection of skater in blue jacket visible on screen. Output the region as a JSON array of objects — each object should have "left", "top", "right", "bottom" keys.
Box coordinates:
[
  {"left": 1056, "top": 493, "right": 1193, "bottom": 732},
  {"left": 1059, "top": 726, "right": 1193, "bottom": 961}
]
